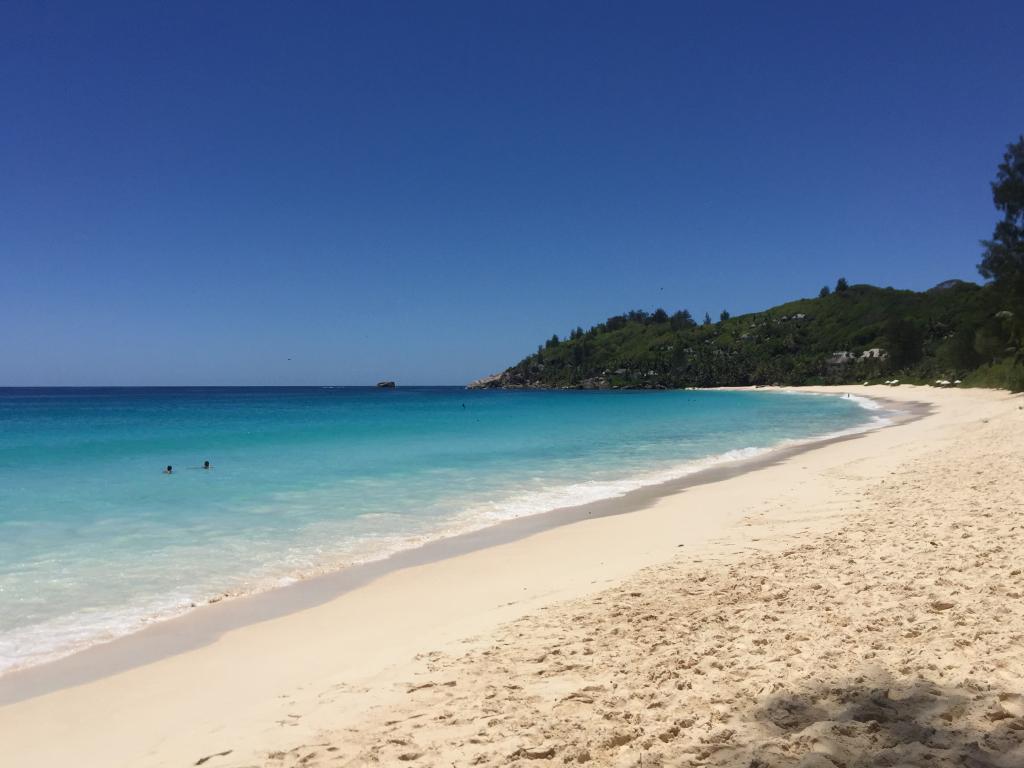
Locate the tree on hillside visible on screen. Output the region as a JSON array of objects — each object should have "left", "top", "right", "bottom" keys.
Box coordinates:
[
  {"left": 652, "top": 307, "right": 668, "bottom": 323},
  {"left": 720, "top": 310, "right": 730, "bottom": 321},
  {"left": 703, "top": 312, "right": 712, "bottom": 326},
  {"left": 670, "top": 309, "right": 696, "bottom": 330},
  {"left": 835, "top": 277, "right": 849, "bottom": 293},
  {"left": 606, "top": 314, "right": 627, "bottom": 332},
  {"left": 819, "top": 285, "right": 831, "bottom": 298},
  {"left": 572, "top": 338, "right": 589, "bottom": 366},
  {"left": 974, "top": 325, "right": 1006, "bottom": 365},
  {"left": 939, "top": 326, "right": 982, "bottom": 372},
  {"left": 978, "top": 136, "right": 1024, "bottom": 370},
  {"left": 885, "top": 317, "right": 923, "bottom": 369},
  {"left": 979, "top": 136, "right": 1024, "bottom": 290}
]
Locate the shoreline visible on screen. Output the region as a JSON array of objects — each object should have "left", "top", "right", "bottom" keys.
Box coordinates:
[
  {"left": 0, "top": 388, "right": 916, "bottom": 703},
  {"left": 0, "top": 391, "right": 913, "bottom": 704},
  {"left": 1, "top": 385, "right": 1014, "bottom": 768}
]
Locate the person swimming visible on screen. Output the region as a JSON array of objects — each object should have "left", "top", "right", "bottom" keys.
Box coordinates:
[
  {"left": 203, "top": 460, "right": 211, "bottom": 469},
  {"left": 164, "top": 465, "right": 173, "bottom": 474}
]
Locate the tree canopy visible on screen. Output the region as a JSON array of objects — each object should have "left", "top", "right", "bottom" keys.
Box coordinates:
[{"left": 979, "top": 136, "right": 1024, "bottom": 290}]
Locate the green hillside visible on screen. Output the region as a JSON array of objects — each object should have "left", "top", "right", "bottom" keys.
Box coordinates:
[
  {"left": 470, "top": 279, "right": 1023, "bottom": 390},
  {"left": 473, "top": 135, "right": 1024, "bottom": 393}
]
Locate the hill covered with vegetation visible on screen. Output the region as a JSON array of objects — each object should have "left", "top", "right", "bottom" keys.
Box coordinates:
[
  {"left": 472, "top": 135, "right": 1024, "bottom": 393},
  {"left": 470, "top": 279, "right": 1020, "bottom": 390}
]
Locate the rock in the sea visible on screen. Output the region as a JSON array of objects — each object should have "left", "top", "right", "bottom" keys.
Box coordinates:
[
  {"left": 466, "top": 373, "right": 505, "bottom": 390},
  {"left": 376, "top": 381, "right": 396, "bottom": 388}
]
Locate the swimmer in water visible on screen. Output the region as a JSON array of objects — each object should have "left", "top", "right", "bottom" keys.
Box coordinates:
[
  {"left": 203, "top": 460, "right": 211, "bottom": 469},
  {"left": 164, "top": 465, "right": 173, "bottom": 474}
]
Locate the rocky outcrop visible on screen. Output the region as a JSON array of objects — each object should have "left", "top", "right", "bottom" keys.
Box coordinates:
[
  {"left": 467, "top": 373, "right": 618, "bottom": 390},
  {"left": 466, "top": 373, "right": 505, "bottom": 390},
  {"left": 467, "top": 371, "right": 566, "bottom": 390}
]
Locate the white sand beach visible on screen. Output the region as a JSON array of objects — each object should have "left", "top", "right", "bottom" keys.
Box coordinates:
[{"left": 2, "top": 385, "right": 1022, "bottom": 767}]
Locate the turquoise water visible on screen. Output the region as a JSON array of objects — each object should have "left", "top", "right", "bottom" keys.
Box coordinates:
[{"left": 0, "top": 387, "right": 883, "bottom": 673}]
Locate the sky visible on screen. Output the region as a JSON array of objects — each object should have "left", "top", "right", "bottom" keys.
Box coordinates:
[{"left": 2, "top": 1, "right": 1023, "bottom": 385}]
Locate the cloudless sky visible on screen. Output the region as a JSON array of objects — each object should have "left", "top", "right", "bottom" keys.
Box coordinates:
[{"left": 2, "top": 1, "right": 1023, "bottom": 385}]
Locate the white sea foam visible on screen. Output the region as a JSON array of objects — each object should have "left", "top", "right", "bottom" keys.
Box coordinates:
[{"left": 0, "top": 595, "right": 196, "bottom": 675}]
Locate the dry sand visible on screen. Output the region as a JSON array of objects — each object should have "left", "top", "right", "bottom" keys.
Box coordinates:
[{"left": 2, "top": 385, "right": 1022, "bottom": 767}]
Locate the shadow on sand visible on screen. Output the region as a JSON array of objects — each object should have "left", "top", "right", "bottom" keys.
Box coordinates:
[{"left": 748, "top": 678, "right": 1023, "bottom": 767}]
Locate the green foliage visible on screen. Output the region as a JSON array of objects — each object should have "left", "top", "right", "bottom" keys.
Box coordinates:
[
  {"left": 938, "top": 326, "right": 981, "bottom": 373},
  {"left": 484, "top": 137, "right": 1024, "bottom": 393},
  {"left": 491, "top": 281, "right": 1015, "bottom": 390},
  {"left": 884, "top": 317, "right": 924, "bottom": 369},
  {"left": 720, "top": 310, "right": 731, "bottom": 322},
  {"left": 965, "top": 358, "right": 1024, "bottom": 393},
  {"left": 979, "top": 136, "right": 1024, "bottom": 290},
  {"left": 973, "top": 325, "right": 1004, "bottom": 364},
  {"left": 670, "top": 310, "right": 695, "bottom": 330}
]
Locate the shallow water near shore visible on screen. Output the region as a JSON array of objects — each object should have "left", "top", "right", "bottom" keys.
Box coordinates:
[{"left": 0, "top": 386, "right": 881, "bottom": 673}]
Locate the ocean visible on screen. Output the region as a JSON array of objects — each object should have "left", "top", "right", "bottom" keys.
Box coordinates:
[{"left": 0, "top": 386, "right": 884, "bottom": 674}]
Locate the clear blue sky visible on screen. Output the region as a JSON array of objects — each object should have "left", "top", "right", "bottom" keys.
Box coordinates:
[{"left": 2, "top": 2, "right": 1023, "bottom": 385}]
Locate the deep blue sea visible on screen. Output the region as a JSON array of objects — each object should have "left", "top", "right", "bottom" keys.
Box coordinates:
[{"left": 0, "top": 386, "right": 884, "bottom": 673}]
